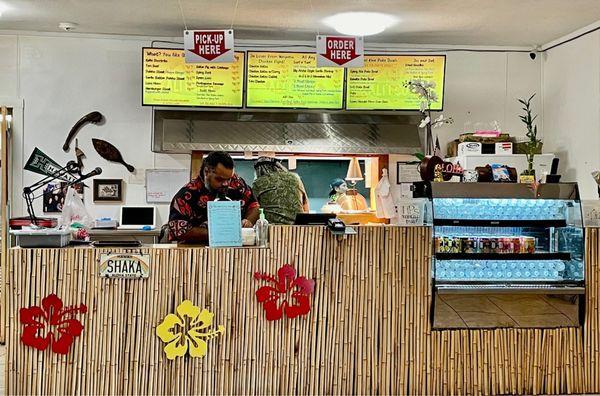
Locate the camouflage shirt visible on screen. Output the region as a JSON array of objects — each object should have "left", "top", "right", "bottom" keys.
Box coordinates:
[{"left": 252, "top": 172, "right": 306, "bottom": 225}]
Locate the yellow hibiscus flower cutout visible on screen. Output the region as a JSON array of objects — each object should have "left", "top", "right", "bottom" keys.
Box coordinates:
[{"left": 156, "top": 300, "right": 225, "bottom": 360}]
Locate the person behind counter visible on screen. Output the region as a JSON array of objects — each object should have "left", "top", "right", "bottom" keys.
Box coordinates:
[
  {"left": 252, "top": 157, "right": 309, "bottom": 224},
  {"left": 168, "top": 151, "right": 260, "bottom": 242}
]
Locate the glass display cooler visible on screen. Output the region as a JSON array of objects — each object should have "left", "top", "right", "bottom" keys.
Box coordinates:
[{"left": 431, "top": 182, "right": 584, "bottom": 329}]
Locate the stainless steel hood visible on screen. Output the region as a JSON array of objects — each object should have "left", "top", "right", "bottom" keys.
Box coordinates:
[{"left": 152, "top": 109, "right": 423, "bottom": 155}]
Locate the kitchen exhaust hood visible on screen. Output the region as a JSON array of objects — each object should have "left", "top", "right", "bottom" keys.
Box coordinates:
[{"left": 152, "top": 109, "right": 423, "bottom": 155}]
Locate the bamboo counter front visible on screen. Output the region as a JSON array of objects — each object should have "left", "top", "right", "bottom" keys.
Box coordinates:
[{"left": 5, "top": 226, "right": 600, "bottom": 395}]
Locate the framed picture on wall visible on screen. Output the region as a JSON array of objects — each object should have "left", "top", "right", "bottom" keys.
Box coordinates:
[
  {"left": 93, "top": 179, "right": 123, "bottom": 202},
  {"left": 396, "top": 161, "right": 421, "bottom": 184}
]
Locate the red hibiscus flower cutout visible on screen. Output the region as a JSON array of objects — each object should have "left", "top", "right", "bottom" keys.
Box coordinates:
[
  {"left": 254, "top": 264, "right": 315, "bottom": 321},
  {"left": 19, "top": 294, "right": 87, "bottom": 355}
]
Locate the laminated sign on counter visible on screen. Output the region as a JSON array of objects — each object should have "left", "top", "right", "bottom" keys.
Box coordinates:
[{"left": 208, "top": 200, "right": 242, "bottom": 247}]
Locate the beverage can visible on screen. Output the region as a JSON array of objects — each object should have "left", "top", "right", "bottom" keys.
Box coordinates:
[
  {"left": 524, "top": 237, "right": 535, "bottom": 254},
  {"left": 480, "top": 238, "right": 491, "bottom": 253},
  {"left": 462, "top": 237, "right": 475, "bottom": 253},
  {"left": 512, "top": 237, "right": 521, "bottom": 254}
]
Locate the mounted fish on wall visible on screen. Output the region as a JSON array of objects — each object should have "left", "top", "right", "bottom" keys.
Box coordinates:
[{"left": 92, "top": 138, "right": 135, "bottom": 172}]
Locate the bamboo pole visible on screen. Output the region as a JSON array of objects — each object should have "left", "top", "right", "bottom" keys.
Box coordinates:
[{"left": 4, "top": 226, "right": 600, "bottom": 395}]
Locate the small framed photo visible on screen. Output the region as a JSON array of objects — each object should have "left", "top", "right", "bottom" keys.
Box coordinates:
[{"left": 93, "top": 179, "right": 123, "bottom": 202}]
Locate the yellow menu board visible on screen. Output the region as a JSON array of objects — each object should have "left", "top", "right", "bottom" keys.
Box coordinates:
[
  {"left": 246, "top": 52, "right": 345, "bottom": 109},
  {"left": 346, "top": 55, "right": 446, "bottom": 110},
  {"left": 142, "top": 48, "right": 243, "bottom": 107}
]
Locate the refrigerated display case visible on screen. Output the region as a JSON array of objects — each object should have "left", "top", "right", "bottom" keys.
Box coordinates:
[{"left": 431, "top": 182, "right": 584, "bottom": 329}]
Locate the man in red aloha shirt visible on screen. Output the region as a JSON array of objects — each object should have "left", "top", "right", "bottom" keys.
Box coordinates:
[{"left": 168, "top": 151, "right": 260, "bottom": 242}]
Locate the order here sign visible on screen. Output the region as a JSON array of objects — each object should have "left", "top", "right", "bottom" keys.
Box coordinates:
[
  {"left": 184, "top": 30, "right": 235, "bottom": 63},
  {"left": 316, "top": 35, "right": 364, "bottom": 68}
]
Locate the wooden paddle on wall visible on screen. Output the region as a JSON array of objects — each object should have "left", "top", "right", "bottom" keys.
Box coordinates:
[
  {"left": 92, "top": 138, "right": 135, "bottom": 172},
  {"left": 63, "top": 111, "right": 104, "bottom": 152}
]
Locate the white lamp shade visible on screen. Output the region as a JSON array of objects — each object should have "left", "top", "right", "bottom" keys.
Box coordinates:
[{"left": 346, "top": 157, "right": 364, "bottom": 181}]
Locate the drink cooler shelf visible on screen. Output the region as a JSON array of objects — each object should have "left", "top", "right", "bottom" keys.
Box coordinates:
[
  {"left": 435, "top": 252, "right": 571, "bottom": 261},
  {"left": 433, "top": 219, "right": 567, "bottom": 227}
]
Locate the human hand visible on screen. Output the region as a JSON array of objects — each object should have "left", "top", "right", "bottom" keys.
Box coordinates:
[{"left": 241, "top": 219, "right": 253, "bottom": 228}]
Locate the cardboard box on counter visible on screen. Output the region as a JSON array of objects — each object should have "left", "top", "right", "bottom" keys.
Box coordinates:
[
  {"left": 458, "top": 142, "right": 482, "bottom": 156},
  {"left": 459, "top": 133, "right": 512, "bottom": 143},
  {"left": 448, "top": 139, "right": 514, "bottom": 157}
]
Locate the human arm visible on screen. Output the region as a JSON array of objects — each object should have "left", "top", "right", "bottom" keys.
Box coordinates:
[
  {"left": 168, "top": 186, "right": 208, "bottom": 243},
  {"left": 241, "top": 178, "right": 260, "bottom": 227},
  {"left": 243, "top": 207, "right": 260, "bottom": 227},
  {"left": 175, "top": 224, "right": 209, "bottom": 243},
  {"left": 296, "top": 174, "right": 310, "bottom": 212}
]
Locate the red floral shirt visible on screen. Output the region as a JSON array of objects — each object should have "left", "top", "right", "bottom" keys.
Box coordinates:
[{"left": 168, "top": 174, "right": 259, "bottom": 241}]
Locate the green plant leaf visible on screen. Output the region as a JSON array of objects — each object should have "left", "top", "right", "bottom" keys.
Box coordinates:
[{"left": 413, "top": 152, "right": 426, "bottom": 161}]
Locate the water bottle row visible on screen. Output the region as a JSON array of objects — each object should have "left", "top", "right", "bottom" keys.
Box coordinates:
[
  {"left": 434, "top": 260, "right": 582, "bottom": 281},
  {"left": 433, "top": 198, "right": 566, "bottom": 221}
]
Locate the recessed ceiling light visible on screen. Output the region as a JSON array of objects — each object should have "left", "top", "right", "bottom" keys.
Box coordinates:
[
  {"left": 0, "top": 1, "right": 12, "bottom": 17},
  {"left": 323, "top": 12, "right": 397, "bottom": 36}
]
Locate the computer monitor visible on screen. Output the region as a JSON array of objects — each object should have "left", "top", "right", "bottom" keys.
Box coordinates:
[{"left": 119, "top": 206, "right": 157, "bottom": 230}]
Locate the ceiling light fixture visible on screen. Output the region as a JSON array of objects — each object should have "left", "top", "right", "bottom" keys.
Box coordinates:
[
  {"left": 0, "top": 1, "right": 12, "bottom": 17},
  {"left": 323, "top": 12, "right": 397, "bottom": 36}
]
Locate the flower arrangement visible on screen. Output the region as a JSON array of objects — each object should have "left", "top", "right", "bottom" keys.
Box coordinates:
[
  {"left": 518, "top": 94, "right": 542, "bottom": 177},
  {"left": 404, "top": 79, "right": 453, "bottom": 155}
]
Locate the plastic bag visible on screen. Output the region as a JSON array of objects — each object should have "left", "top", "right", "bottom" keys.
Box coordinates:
[{"left": 60, "top": 186, "right": 93, "bottom": 230}]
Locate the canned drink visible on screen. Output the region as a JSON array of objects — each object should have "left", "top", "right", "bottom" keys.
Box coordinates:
[
  {"left": 450, "top": 238, "right": 462, "bottom": 253},
  {"left": 504, "top": 237, "right": 514, "bottom": 253},
  {"left": 462, "top": 238, "right": 475, "bottom": 253},
  {"left": 512, "top": 237, "right": 521, "bottom": 254},
  {"left": 435, "top": 237, "right": 442, "bottom": 253},
  {"left": 523, "top": 237, "right": 535, "bottom": 254},
  {"left": 436, "top": 237, "right": 445, "bottom": 253},
  {"left": 472, "top": 237, "right": 481, "bottom": 253},
  {"left": 480, "top": 238, "right": 491, "bottom": 253},
  {"left": 489, "top": 238, "right": 498, "bottom": 253},
  {"left": 497, "top": 238, "right": 505, "bottom": 253}
]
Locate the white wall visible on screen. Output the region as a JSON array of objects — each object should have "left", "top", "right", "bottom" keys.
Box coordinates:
[
  {"left": 3, "top": 34, "right": 189, "bottom": 225},
  {"left": 434, "top": 51, "right": 541, "bottom": 151},
  {"left": 0, "top": 32, "right": 543, "bottom": 223},
  {"left": 542, "top": 27, "right": 600, "bottom": 199}
]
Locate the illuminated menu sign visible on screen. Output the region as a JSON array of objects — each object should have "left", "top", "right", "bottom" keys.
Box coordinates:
[
  {"left": 246, "top": 52, "right": 345, "bottom": 109},
  {"left": 346, "top": 55, "right": 446, "bottom": 110},
  {"left": 142, "top": 48, "right": 244, "bottom": 107}
]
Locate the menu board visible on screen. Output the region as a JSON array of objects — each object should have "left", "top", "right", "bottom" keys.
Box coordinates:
[
  {"left": 346, "top": 55, "right": 446, "bottom": 110},
  {"left": 142, "top": 48, "right": 243, "bottom": 107},
  {"left": 246, "top": 52, "right": 345, "bottom": 109}
]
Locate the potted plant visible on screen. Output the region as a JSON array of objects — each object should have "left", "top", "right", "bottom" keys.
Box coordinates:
[
  {"left": 517, "top": 93, "right": 542, "bottom": 182},
  {"left": 404, "top": 79, "right": 452, "bottom": 156}
]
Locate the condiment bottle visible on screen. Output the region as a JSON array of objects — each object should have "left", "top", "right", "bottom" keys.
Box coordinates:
[{"left": 255, "top": 209, "right": 269, "bottom": 247}]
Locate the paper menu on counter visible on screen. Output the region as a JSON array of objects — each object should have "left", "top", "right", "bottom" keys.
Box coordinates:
[{"left": 207, "top": 201, "right": 242, "bottom": 247}]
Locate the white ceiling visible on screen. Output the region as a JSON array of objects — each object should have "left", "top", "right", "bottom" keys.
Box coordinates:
[{"left": 0, "top": 0, "right": 599, "bottom": 46}]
